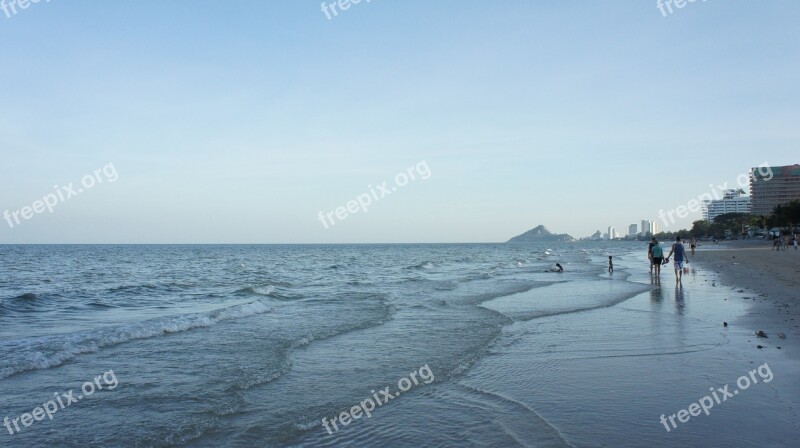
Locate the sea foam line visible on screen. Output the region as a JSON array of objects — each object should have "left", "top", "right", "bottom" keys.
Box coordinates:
[{"left": 0, "top": 301, "right": 271, "bottom": 379}]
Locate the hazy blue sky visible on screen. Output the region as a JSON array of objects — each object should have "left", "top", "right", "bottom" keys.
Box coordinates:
[{"left": 1, "top": 0, "right": 798, "bottom": 243}]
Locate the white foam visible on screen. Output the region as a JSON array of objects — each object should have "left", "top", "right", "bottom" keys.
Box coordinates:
[
  {"left": 250, "top": 285, "right": 276, "bottom": 296},
  {"left": 0, "top": 301, "right": 272, "bottom": 379}
]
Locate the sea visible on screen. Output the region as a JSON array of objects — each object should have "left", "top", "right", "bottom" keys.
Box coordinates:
[{"left": 1, "top": 243, "right": 797, "bottom": 447}]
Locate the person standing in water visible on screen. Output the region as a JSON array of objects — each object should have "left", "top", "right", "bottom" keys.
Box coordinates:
[
  {"left": 651, "top": 241, "right": 664, "bottom": 276},
  {"left": 666, "top": 236, "right": 689, "bottom": 285},
  {"left": 648, "top": 237, "right": 657, "bottom": 274},
  {"left": 690, "top": 236, "right": 696, "bottom": 256},
  {"left": 608, "top": 256, "right": 614, "bottom": 273}
]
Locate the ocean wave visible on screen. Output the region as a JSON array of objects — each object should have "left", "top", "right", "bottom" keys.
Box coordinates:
[
  {"left": 235, "top": 285, "right": 305, "bottom": 301},
  {"left": 107, "top": 282, "right": 198, "bottom": 295},
  {"left": 88, "top": 302, "right": 119, "bottom": 309},
  {"left": 0, "top": 293, "right": 46, "bottom": 313},
  {"left": 480, "top": 280, "right": 652, "bottom": 322},
  {"left": 108, "top": 284, "right": 159, "bottom": 293},
  {"left": 238, "top": 285, "right": 276, "bottom": 296},
  {"left": 12, "top": 293, "right": 39, "bottom": 301},
  {"left": 404, "top": 261, "right": 434, "bottom": 271},
  {"left": 230, "top": 357, "right": 292, "bottom": 391},
  {"left": 454, "top": 281, "right": 554, "bottom": 306},
  {"left": 0, "top": 300, "right": 272, "bottom": 379}
]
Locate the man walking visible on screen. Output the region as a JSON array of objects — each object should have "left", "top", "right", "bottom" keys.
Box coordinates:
[{"left": 666, "top": 236, "right": 689, "bottom": 285}]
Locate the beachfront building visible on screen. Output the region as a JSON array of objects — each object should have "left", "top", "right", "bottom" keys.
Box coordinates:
[
  {"left": 607, "top": 226, "right": 620, "bottom": 240},
  {"left": 702, "top": 189, "right": 751, "bottom": 221},
  {"left": 628, "top": 224, "right": 637, "bottom": 237},
  {"left": 640, "top": 220, "right": 658, "bottom": 236},
  {"left": 751, "top": 164, "right": 800, "bottom": 215},
  {"left": 641, "top": 220, "right": 652, "bottom": 237}
]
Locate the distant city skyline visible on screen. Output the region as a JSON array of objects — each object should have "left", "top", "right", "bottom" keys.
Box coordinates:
[{"left": 1, "top": 1, "right": 798, "bottom": 243}]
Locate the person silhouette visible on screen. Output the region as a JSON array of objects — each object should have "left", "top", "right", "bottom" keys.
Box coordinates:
[{"left": 666, "top": 236, "right": 689, "bottom": 284}]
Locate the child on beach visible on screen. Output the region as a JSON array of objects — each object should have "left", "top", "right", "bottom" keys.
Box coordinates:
[
  {"left": 666, "top": 236, "right": 688, "bottom": 285},
  {"left": 608, "top": 256, "right": 613, "bottom": 273}
]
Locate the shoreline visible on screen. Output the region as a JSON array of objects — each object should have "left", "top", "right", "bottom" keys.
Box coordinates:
[{"left": 691, "top": 240, "right": 800, "bottom": 360}]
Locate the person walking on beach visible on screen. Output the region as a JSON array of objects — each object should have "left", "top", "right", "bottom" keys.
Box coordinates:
[
  {"left": 648, "top": 237, "right": 657, "bottom": 274},
  {"left": 666, "top": 236, "right": 689, "bottom": 285},
  {"left": 690, "top": 237, "right": 696, "bottom": 256},
  {"left": 651, "top": 241, "right": 664, "bottom": 276},
  {"left": 608, "top": 256, "right": 614, "bottom": 273}
]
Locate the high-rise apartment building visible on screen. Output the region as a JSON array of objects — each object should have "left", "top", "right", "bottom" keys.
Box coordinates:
[
  {"left": 702, "top": 189, "right": 751, "bottom": 221},
  {"left": 750, "top": 164, "right": 800, "bottom": 215}
]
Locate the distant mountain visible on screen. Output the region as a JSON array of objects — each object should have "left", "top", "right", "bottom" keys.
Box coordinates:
[{"left": 507, "top": 225, "right": 575, "bottom": 243}]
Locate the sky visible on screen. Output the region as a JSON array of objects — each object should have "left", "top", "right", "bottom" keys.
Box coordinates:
[{"left": 1, "top": 0, "right": 798, "bottom": 244}]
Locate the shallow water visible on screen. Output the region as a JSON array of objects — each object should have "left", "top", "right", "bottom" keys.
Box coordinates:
[{"left": 0, "top": 243, "right": 797, "bottom": 447}]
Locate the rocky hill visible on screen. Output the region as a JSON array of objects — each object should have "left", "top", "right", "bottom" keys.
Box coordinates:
[{"left": 507, "top": 225, "right": 575, "bottom": 243}]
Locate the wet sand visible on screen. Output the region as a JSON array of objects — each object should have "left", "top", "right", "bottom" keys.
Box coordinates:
[{"left": 691, "top": 241, "right": 800, "bottom": 359}]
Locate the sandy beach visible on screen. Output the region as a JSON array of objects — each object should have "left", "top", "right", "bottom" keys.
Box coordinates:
[{"left": 692, "top": 241, "right": 800, "bottom": 359}]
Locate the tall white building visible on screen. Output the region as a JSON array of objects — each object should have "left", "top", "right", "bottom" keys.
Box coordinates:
[
  {"left": 640, "top": 219, "right": 658, "bottom": 236},
  {"left": 702, "top": 189, "right": 752, "bottom": 221},
  {"left": 641, "top": 220, "right": 652, "bottom": 236}
]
